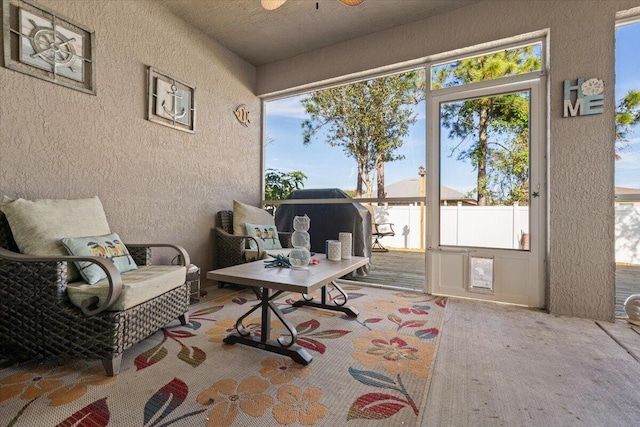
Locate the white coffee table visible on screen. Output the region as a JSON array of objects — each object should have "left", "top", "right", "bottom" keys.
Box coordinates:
[{"left": 206, "top": 255, "right": 369, "bottom": 364}]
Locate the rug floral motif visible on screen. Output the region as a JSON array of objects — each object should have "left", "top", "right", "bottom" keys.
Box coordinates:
[{"left": 0, "top": 284, "right": 446, "bottom": 426}]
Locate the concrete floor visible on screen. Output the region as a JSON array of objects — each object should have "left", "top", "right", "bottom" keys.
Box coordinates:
[{"left": 424, "top": 297, "right": 640, "bottom": 426}]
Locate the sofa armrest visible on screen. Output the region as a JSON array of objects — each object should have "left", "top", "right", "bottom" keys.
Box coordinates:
[
  {"left": 0, "top": 246, "right": 122, "bottom": 316},
  {"left": 214, "top": 227, "right": 264, "bottom": 268},
  {"left": 126, "top": 243, "right": 190, "bottom": 268}
]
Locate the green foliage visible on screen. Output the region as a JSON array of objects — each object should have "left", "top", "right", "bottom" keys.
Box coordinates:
[
  {"left": 615, "top": 89, "right": 640, "bottom": 159},
  {"left": 301, "top": 70, "right": 424, "bottom": 197},
  {"left": 433, "top": 46, "right": 540, "bottom": 206},
  {"left": 264, "top": 169, "right": 307, "bottom": 207},
  {"left": 432, "top": 46, "right": 541, "bottom": 89},
  {"left": 486, "top": 129, "right": 530, "bottom": 205}
]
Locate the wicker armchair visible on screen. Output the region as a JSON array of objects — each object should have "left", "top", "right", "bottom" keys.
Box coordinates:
[
  {"left": 214, "top": 210, "right": 291, "bottom": 276},
  {"left": 0, "top": 210, "right": 190, "bottom": 376}
]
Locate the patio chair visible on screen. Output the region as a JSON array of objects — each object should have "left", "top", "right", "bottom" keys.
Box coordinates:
[
  {"left": 372, "top": 222, "right": 395, "bottom": 252},
  {"left": 363, "top": 203, "right": 395, "bottom": 252},
  {"left": 0, "top": 197, "right": 190, "bottom": 376},
  {"left": 214, "top": 204, "right": 291, "bottom": 286}
]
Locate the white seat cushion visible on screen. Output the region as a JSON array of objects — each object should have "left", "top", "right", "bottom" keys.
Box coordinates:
[{"left": 66, "top": 265, "right": 186, "bottom": 311}]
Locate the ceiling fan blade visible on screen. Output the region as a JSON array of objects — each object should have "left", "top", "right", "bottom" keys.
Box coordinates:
[
  {"left": 339, "top": 0, "right": 364, "bottom": 5},
  {"left": 261, "top": 0, "right": 287, "bottom": 10}
]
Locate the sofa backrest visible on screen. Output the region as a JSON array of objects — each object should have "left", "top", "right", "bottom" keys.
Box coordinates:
[
  {"left": 0, "top": 211, "right": 19, "bottom": 252},
  {"left": 218, "top": 210, "right": 234, "bottom": 234}
]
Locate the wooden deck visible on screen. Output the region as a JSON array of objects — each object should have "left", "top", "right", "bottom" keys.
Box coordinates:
[
  {"left": 347, "top": 249, "right": 426, "bottom": 290},
  {"left": 347, "top": 249, "right": 640, "bottom": 317}
]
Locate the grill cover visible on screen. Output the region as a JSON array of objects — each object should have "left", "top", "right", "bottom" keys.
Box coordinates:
[{"left": 274, "top": 188, "right": 371, "bottom": 276}]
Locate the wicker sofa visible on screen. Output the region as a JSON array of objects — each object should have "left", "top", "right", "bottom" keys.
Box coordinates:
[{"left": 0, "top": 198, "right": 190, "bottom": 376}]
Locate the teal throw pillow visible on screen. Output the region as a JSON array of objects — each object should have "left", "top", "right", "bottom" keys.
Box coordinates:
[
  {"left": 61, "top": 232, "right": 138, "bottom": 284},
  {"left": 245, "top": 223, "right": 283, "bottom": 251}
]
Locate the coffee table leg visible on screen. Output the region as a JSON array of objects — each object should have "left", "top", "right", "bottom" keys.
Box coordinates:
[
  {"left": 223, "top": 287, "right": 313, "bottom": 365},
  {"left": 292, "top": 281, "right": 359, "bottom": 317}
]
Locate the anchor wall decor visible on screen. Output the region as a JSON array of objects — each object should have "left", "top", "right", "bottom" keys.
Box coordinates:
[{"left": 147, "top": 67, "right": 196, "bottom": 133}]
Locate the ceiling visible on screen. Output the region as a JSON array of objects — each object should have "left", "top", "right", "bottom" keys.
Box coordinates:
[{"left": 155, "top": 0, "right": 481, "bottom": 66}]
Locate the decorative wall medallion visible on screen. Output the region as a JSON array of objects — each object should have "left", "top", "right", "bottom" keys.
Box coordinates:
[
  {"left": 563, "top": 77, "right": 604, "bottom": 118},
  {"left": 147, "top": 67, "right": 196, "bottom": 133},
  {"left": 2, "top": 0, "right": 96, "bottom": 94},
  {"left": 234, "top": 104, "right": 251, "bottom": 127}
]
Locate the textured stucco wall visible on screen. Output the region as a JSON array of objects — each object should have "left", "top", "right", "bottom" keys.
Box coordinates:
[
  {"left": 257, "top": 0, "right": 640, "bottom": 321},
  {"left": 0, "top": 0, "right": 261, "bottom": 275}
]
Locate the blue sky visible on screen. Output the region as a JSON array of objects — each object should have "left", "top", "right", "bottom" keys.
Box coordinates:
[
  {"left": 615, "top": 22, "right": 640, "bottom": 189},
  {"left": 265, "top": 26, "right": 640, "bottom": 193},
  {"left": 265, "top": 94, "right": 427, "bottom": 191}
]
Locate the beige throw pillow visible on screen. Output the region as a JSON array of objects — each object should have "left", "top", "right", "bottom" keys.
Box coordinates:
[
  {"left": 232, "top": 200, "right": 274, "bottom": 236},
  {"left": 1, "top": 196, "right": 111, "bottom": 281}
]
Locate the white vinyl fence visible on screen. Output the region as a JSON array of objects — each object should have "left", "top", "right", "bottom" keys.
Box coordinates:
[
  {"left": 373, "top": 204, "right": 640, "bottom": 264},
  {"left": 372, "top": 204, "right": 529, "bottom": 251},
  {"left": 616, "top": 205, "right": 640, "bottom": 265}
]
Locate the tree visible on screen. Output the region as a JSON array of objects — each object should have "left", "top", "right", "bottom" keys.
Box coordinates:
[
  {"left": 301, "top": 71, "right": 423, "bottom": 198},
  {"left": 343, "top": 189, "right": 357, "bottom": 198},
  {"left": 433, "top": 46, "right": 540, "bottom": 205},
  {"left": 264, "top": 169, "right": 307, "bottom": 209},
  {"left": 486, "top": 127, "right": 530, "bottom": 205},
  {"left": 615, "top": 89, "right": 640, "bottom": 160}
]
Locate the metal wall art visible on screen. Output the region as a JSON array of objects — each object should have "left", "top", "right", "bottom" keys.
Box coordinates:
[
  {"left": 147, "top": 67, "right": 196, "bottom": 133},
  {"left": 2, "top": 0, "right": 96, "bottom": 94}
]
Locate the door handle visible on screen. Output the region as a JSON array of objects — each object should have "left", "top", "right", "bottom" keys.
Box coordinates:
[{"left": 427, "top": 247, "right": 474, "bottom": 253}]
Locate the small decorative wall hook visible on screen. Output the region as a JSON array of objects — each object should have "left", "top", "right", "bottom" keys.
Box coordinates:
[{"left": 234, "top": 104, "right": 251, "bottom": 127}]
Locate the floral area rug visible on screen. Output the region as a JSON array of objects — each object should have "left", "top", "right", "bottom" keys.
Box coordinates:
[{"left": 0, "top": 284, "right": 446, "bottom": 426}]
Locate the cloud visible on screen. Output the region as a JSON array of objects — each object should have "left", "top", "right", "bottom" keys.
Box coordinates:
[
  {"left": 615, "top": 137, "right": 640, "bottom": 188},
  {"left": 617, "top": 136, "right": 640, "bottom": 169},
  {"left": 616, "top": 152, "right": 640, "bottom": 170},
  {"left": 265, "top": 95, "right": 309, "bottom": 119}
]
